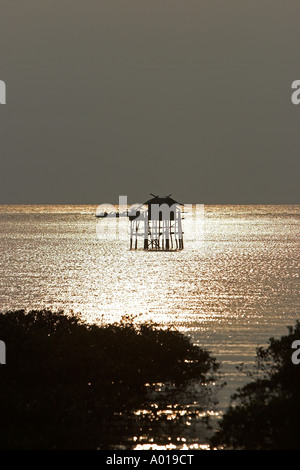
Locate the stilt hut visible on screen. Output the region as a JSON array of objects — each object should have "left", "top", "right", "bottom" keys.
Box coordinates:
[{"left": 129, "top": 194, "right": 183, "bottom": 251}]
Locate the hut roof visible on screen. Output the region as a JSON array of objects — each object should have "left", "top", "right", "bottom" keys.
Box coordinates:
[{"left": 143, "top": 194, "right": 183, "bottom": 206}]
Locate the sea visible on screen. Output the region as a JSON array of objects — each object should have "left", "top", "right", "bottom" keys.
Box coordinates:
[{"left": 0, "top": 204, "right": 299, "bottom": 447}]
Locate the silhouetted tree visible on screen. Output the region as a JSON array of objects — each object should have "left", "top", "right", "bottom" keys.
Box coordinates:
[
  {"left": 0, "top": 310, "right": 220, "bottom": 449},
  {"left": 212, "top": 321, "right": 300, "bottom": 450}
]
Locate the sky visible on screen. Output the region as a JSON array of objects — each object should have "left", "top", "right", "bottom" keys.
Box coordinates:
[{"left": 0, "top": 0, "right": 299, "bottom": 204}]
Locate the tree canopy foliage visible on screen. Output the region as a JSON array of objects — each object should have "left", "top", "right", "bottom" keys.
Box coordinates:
[
  {"left": 0, "top": 310, "right": 219, "bottom": 449},
  {"left": 212, "top": 321, "right": 300, "bottom": 450}
]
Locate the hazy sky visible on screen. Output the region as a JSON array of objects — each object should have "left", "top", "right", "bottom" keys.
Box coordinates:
[{"left": 0, "top": 1, "right": 299, "bottom": 204}]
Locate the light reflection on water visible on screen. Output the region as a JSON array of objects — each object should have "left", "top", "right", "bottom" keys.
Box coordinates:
[{"left": 0, "top": 204, "right": 299, "bottom": 446}]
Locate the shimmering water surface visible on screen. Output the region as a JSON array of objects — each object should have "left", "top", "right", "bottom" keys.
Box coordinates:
[{"left": 0, "top": 205, "right": 299, "bottom": 436}]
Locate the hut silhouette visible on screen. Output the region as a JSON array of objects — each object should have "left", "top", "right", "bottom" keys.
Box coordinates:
[{"left": 129, "top": 194, "right": 184, "bottom": 251}]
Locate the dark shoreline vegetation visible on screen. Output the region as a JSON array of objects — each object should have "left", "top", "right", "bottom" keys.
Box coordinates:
[
  {"left": 212, "top": 321, "right": 300, "bottom": 450},
  {"left": 1, "top": 310, "right": 300, "bottom": 450},
  {"left": 0, "top": 310, "right": 221, "bottom": 450}
]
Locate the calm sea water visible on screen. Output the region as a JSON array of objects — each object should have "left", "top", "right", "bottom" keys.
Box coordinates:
[{"left": 0, "top": 204, "right": 299, "bottom": 445}]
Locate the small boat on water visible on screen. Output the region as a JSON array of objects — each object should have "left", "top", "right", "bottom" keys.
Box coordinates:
[
  {"left": 95, "top": 211, "right": 108, "bottom": 218},
  {"left": 95, "top": 211, "right": 128, "bottom": 218}
]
